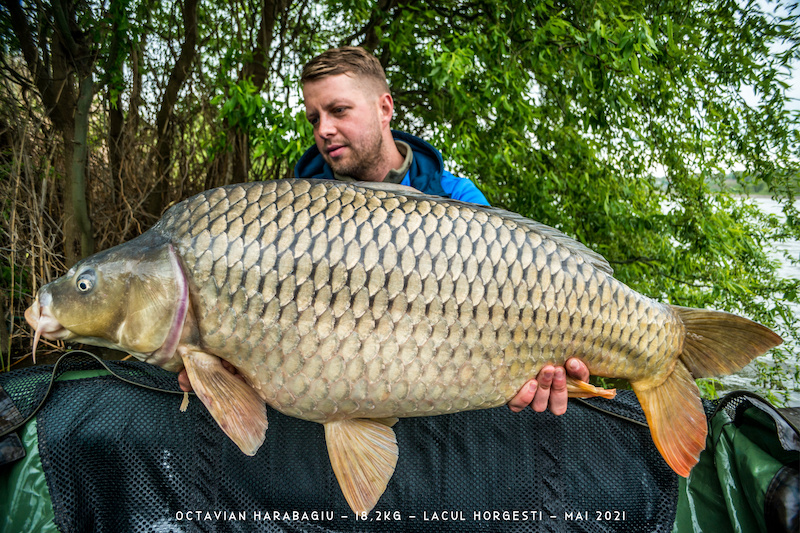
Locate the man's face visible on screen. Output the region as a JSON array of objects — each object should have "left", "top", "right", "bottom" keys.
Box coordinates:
[{"left": 302, "top": 73, "right": 390, "bottom": 181}]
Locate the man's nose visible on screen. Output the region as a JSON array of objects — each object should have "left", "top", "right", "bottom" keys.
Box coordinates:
[{"left": 317, "top": 115, "right": 336, "bottom": 138}]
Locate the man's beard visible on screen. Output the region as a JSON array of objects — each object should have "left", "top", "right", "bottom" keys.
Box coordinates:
[{"left": 328, "top": 129, "right": 385, "bottom": 180}]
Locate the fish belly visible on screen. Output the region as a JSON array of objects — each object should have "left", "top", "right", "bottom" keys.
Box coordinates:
[{"left": 156, "top": 180, "right": 682, "bottom": 423}]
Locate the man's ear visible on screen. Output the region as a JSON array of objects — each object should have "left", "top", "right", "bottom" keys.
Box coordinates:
[{"left": 377, "top": 92, "right": 394, "bottom": 128}]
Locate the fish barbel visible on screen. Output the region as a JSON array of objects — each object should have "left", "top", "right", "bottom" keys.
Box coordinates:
[{"left": 25, "top": 179, "right": 782, "bottom": 513}]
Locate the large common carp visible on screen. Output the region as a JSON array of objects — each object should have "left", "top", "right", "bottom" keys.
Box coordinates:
[{"left": 25, "top": 179, "right": 781, "bottom": 513}]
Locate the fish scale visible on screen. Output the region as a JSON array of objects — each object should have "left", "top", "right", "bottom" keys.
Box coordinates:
[
  {"left": 155, "top": 180, "right": 679, "bottom": 422},
  {"left": 27, "top": 178, "right": 782, "bottom": 514}
]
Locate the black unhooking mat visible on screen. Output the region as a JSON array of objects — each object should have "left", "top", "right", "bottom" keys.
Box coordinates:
[{"left": 0, "top": 351, "right": 681, "bottom": 532}]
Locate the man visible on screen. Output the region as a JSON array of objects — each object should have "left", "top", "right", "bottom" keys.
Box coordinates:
[
  {"left": 293, "top": 46, "right": 591, "bottom": 415},
  {"left": 294, "top": 47, "right": 488, "bottom": 204}
]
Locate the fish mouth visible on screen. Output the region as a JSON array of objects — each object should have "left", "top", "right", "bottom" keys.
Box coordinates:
[{"left": 25, "top": 293, "right": 70, "bottom": 363}]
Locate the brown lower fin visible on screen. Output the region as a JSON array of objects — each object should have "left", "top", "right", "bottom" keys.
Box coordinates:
[
  {"left": 179, "top": 347, "right": 268, "bottom": 456},
  {"left": 566, "top": 377, "right": 617, "bottom": 399},
  {"left": 324, "top": 419, "right": 399, "bottom": 515},
  {"left": 633, "top": 362, "right": 707, "bottom": 477},
  {"left": 672, "top": 306, "right": 782, "bottom": 378}
]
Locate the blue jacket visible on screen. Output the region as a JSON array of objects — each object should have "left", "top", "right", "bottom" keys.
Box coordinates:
[{"left": 293, "top": 130, "right": 489, "bottom": 205}]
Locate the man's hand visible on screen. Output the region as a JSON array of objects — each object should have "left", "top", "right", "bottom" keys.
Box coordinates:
[
  {"left": 507, "top": 358, "right": 590, "bottom": 416},
  {"left": 178, "top": 368, "right": 193, "bottom": 392}
]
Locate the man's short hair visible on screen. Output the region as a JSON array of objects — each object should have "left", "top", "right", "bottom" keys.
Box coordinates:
[{"left": 301, "top": 46, "right": 390, "bottom": 94}]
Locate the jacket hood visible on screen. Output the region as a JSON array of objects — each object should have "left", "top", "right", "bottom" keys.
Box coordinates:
[{"left": 294, "top": 130, "right": 448, "bottom": 197}]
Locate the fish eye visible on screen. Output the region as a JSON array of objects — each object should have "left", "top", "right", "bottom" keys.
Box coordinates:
[{"left": 76, "top": 270, "right": 95, "bottom": 293}]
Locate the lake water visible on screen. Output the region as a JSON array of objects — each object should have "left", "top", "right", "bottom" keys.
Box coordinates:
[{"left": 718, "top": 196, "right": 800, "bottom": 406}]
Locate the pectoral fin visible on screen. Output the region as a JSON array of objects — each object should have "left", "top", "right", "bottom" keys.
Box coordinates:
[
  {"left": 324, "top": 419, "right": 399, "bottom": 515},
  {"left": 179, "top": 347, "right": 268, "bottom": 456},
  {"left": 566, "top": 377, "right": 617, "bottom": 399}
]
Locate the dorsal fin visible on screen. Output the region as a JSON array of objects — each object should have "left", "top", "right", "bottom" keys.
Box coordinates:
[
  {"left": 493, "top": 210, "right": 614, "bottom": 275},
  {"left": 353, "top": 181, "right": 422, "bottom": 196},
  {"left": 347, "top": 180, "right": 614, "bottom": 276}
]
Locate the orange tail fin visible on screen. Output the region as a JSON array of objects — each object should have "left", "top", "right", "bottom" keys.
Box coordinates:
[
  {"left": 633, "top": 362, "right": 706, "bottom": 477},
  {"left": 672, "top": 306, "right": 783, "bottom": 378},
  {"left": 633, "top": 307, "right": 782, "bottom": 477}
]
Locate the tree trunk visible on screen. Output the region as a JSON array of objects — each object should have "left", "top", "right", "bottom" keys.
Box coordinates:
[
  {"left": 107, "top": 0, "right": 127, "bottom": 206},
  {"left": 209, "top": 0, "right": 287, "bottom": 186},
  {"left": 5, "top": 0, "right": 96, "bottom": 265},
  {"left": 65, "top": 72, "right": 95, "bottom": 263},
  {"left": 109, "top": 91, "right": 124, "bottom": 205},
  {"left": 146, "top": 0, "right": 199, "bottom": 220}
]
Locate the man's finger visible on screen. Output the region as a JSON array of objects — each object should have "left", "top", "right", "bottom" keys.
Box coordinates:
[
  {"left": 566, "top": 357, "right": 590, "bottom": 382},
  {"left": 547, "top": 367, "right": 568, "bottom": 415},
  {"left": 531, "top": 366, "right": 554, "bottom": 412},
  {"left": 178, "top": 369, "right": 193, "bottom": 392},
  {"left": 508, "top": 379, "right": 537, "bottom": 412}
]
